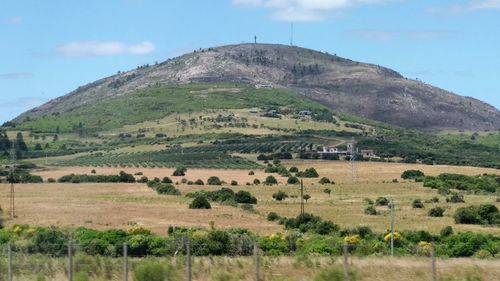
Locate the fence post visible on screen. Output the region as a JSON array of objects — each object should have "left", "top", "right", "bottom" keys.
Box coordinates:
[
  {"left": 343, "top": 244, "right": 350, "bottom": 281},
  {"left": 254, "top": 241, "right": 260, "bottom": 281},
  {"left": 8, "top": 242, "right": 12, "bottom": 281},
  {"left": 185, "top": 237, "right": 192, "bottom": 281},
  {"left": 123, "top": 242, "right": 128, "bottom": 281},
  {"left": 68, "top": 239, "right": 73, "bottom": 281},
  {"left": 431, "top": 245, "right": 437, "bottom": 281}
]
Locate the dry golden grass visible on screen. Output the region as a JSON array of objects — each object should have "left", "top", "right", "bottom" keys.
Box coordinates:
[
  {"left": 4, "top": 255, "right": 500, "bottom": 281},
  {"left": 0, "top": 183, "right": 280, "bottom": 235},
  {"left": 3, "top": 161, "right": 499, "bottom": 236}
]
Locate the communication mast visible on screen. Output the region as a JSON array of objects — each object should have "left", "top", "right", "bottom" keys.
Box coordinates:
[
  {"left": 347, "top": 137, "right": 358, "bottom": 182},
  {"left": 290, "top": 23, "right": 294, "bottom": 46}
]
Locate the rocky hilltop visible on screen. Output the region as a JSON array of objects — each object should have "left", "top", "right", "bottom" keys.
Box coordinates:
[{"left": 15, "top": 43, "right": 500, "bottom": 131}]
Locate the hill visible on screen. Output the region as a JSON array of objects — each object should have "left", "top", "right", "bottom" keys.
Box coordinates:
[{"left": 11, "top": 43, "right": 500, "bottom": 131}]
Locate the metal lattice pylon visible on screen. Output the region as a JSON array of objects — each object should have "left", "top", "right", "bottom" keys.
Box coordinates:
[{"left": 347, "top": 137, "right": 358, "bottom": 182}]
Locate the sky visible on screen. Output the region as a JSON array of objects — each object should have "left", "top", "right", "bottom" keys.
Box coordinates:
[{"left": 1, "top": 0, "right": 499, "bottom": 123}]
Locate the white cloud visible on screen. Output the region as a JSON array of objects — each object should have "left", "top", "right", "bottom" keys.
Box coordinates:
[
  {"left": 429, "top": 0, "right": 500, "bottom": 14},
  {"left": 4, "top": 16, "right": 23, "bottom": 25},
  {"left": 233, "top": 0, "right": 396, "bottom": 21},
  {"left": 0, "top": 72, "right": 34, "bottom": 80},
  {"left": 56, "top": 41, "right": 156, "bottom": 58}
]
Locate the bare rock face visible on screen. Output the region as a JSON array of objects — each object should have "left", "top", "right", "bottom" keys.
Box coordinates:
[{"left": 15, "top": 44, "right": 500, "bottom": 131}]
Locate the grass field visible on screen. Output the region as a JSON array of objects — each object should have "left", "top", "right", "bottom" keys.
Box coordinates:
[
  {"left": 0, "top": 255, "right": 498, "bottom": 281},
  {"left": 1, "top": 161, "right": 498, "bottom": 236}
]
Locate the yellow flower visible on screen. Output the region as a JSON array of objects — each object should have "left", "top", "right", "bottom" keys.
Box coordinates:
[
  {"left": 26, "top": 228, "right": 37, "bottom": 237},
  {"left": 13, "top": 226, "right": 23, "bottom": 235},
  {"left": 417, "top": 241, "right": 432, "bottom": 256},
  {"left": 384, "top": 232, "right": 401, "bottom": 243},
  {"left": 127, "top": 227, "right": 151, "bottom": 235},
  {"left": 343, "top": 235, "right": 361, "bottom": 245}
]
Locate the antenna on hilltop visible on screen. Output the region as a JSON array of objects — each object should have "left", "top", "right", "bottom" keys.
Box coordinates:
[
  {"left": 290, "top": 23, "right": 294, "bottom": 46},
  {"left": 254, "top": 35, "right": 257, "bottom": 44}
]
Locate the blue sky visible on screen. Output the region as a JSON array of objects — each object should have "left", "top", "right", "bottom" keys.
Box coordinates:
[{"left": 1, "top": 0, "right": 499, "bottom": 123}]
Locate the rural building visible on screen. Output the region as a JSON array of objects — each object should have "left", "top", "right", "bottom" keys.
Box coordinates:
[{"left": 361, "top": 149, "right": 376, "bottom": 158}]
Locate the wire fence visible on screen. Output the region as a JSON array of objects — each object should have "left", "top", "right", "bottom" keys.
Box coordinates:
[{"left": 0, "top": 240, "right": 439, "bottom": 281}]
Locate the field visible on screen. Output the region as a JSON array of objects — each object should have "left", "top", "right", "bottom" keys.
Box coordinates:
[
  {"left": 2, "top": 161, "right": 500, "bottom": 236},
  {"left": 0, "top": 254, "right": 499, "bottom": 281}
]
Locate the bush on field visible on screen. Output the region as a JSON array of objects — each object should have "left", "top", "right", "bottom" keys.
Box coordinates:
[
  {"left": 272, "top": 191, "right": 288, "bottom": 201},
  {"left": 156, "top": 184, "right": 181, "bottom": 196},
  {"left": 267, "top": 212, "right": 280, "bottom": 221},
  {"left": 454, "top": 204, "right": 500, "bottom": 225},
  {"left": 287, "top": 176, "right": 299, "bottom": 184},
  {"left": 446, "top": 193, "right": 465, "bottom": 203},
  {"left": 265, "top": 175, "right": 278, "bottom": 185},
  {"left": 207, "top": 176, "right": 222, "bottom": 185},
  {"left": 58, "top": 171, "right": 135, "bottom": 183},
  {"left": 401, "top": 170, "right": 425, "bottom": 180},
  {"left": 428, "top": 207, "right": 445, "bottom": 217},
  {"left": 297, "top": 168, "right": 319, "bottom": 178},
  {"left": 375, "top": 197, "right": 389, "bottom": 206},
  {"left": 412, "top": 199, "right": 424, "bottom": 209},
  {"left": 172, "top": 167, "right": 186, "bottom": 177},
  {"left": 364, "top": 206, "right": 377, "bottom": 215},
  {"left": 189, "top": 197, "right": 211, "bottom": 209}
]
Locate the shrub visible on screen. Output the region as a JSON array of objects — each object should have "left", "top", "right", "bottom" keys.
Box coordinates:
[
  {"left": 253, "top": 178, "right": 261, "bottom": 185},
  {"left": 267, "top": 212, "right": 280, "bottom": 221},
  {"left": 272, "top": 191, "right": 288, "bottom": 201},
  {"left": 319, "top": 177, "right": 331, "bottom": 185},
  {"left": 207, "top": 176, "right": 222, "bottom": 185},
  {"left": 194, "top": 179, "right": 204, "bottom": 185},
  {"left": 401, "top": 170, "right": 425, "bottom": 180},
  {"left": 20, "top": 174, "right": 44, "bottom": 183},
  {"left": 240, "top": 204, "right": 256, "bottom": 213},
  {"left": 323, "top": 188, "right": 332, "bottom": 197},
  {"left": 303, "top": 194, "right": 311, "bottom": 203},
  {"left": 265, "top": 175, "right": 278, "bottom": 185},
  {"left": 172, "top": 167, "right": 187, "bottom": 176},
  {"left": 189, "top": 197, "right": 211, "bottom": 209},
  {"left": 47, "top": 178, "right": 56, "bottom": 183},
  {"left": 364, "top": 206, "right": 377, "bottom": 215},
  {"left": 287, "top": 176, "right": 299, "bottom": 184},
  {"left": 91, "top": 169, "right": 96, "bottom": 174},
  {"left": 156, "top": 184, "right": 181, "bottom": 196},
  {"left": 248, "top": 171, "right": 255, "bottom": 175},
  {"left": 454, "top": 204, "right": 499, "bottom": 225},
  {"left": 230, "top": 180, "right": 238, "bottom": 186},
  {"left": 138, "top": 176, "right": 149, "bottom": 183},
  {"left": 235, "top": 191, "right": 257, "bottom": 204},
  {"left": 375, "top": 197, "right": 389, "bottom": 206},
  {"left": 289, "top": 167, "right": 299, "bottom": 173},
  {"left": 162, "top": 177, "right": 173, "bottom": 184},
  {"left": 412, "top": 199, "right": 424, "bottom": 209},
  {"left": 297, "top": 168, "right": 319, "bottom": 178},
  {"left": 440, "top": 226, "right": 454, "bottom": 237},
  {"left": 364, "top": 198, "right": 374, "bottom": 205},
  {"left": 446, "top": 193, "right": 465, "bottom": 203},
  {"left": 429, "top": 207, "right": 445, "bottom": 217}
]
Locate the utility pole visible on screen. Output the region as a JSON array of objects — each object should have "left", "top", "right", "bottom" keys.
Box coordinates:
[
  {"left": 300, "top": 179, "right": 305, "bottom": 216},
  {"left": 348, "top": 137, "right": 358, "bottom": 182},
  {"left": 254, "top": 35, "right": 257, "bottom": 44},
  {"left": 390, "top": 198, "right": 395, "bottom": 257}
]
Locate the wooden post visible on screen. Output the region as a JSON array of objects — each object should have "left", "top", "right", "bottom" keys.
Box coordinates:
[
  {"left": 300, "top": 179, "right": 304, "bottom": 216},
  {"left": 390, "top": 198, "right": 395, "bottom": 257},
  {"left": 343, "top": 244, "right": 350, "bottom": 281},
  {"left": 254, "top": 242, "right": 260, "bottom": 281},
  {"left": 123, "top": 243, "right": 128, "bottom": 281},
  {"left": 8, "top": 243, "right": 12, "bottom": 281},
  {"left": 68, "top": 239, "right": 73, "bottom": 281},
  {"left": 431, "top": 245, "right": 437, "bottom": 281},
  {"left": 185, "top": 237, "right": 192, "bottom": 281}
]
